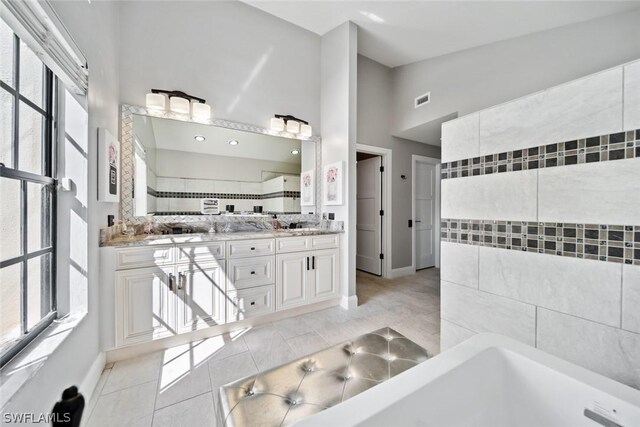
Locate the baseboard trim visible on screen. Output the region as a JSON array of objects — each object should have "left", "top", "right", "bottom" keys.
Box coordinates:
[
  {"left": 80, "top": 351, "right": 105, "bottom": 403},
  {"left": 340, "top": 295, "right": 358, "bottom": 310},
  {"left": 389, "top": 266, "right": 416, "bottom": 279}
]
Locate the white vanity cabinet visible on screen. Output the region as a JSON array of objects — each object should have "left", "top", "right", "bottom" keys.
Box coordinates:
[
  {"left": 175, "top": 262, "right": 226, "bottom": 334},
  {"left": 275, "top": 237, "right": 340, "bottom": 310},
  {"left": 115, "top": 243, "right": 227, "bottom": 347},
  {"left": 110, "top": 233, "right": 341, "bottom": 349},
  {"left": 115, "top": 265, "right": 176, "bottom": 347}
]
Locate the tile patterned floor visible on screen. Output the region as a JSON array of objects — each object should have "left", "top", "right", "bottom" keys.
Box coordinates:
[{"left": 84, "top": 268, "right": 440, "bottom": 427}]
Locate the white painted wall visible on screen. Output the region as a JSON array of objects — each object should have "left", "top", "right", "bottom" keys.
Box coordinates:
[
  {"left": 357, "top": 55, "right": 441, "bottom": 269},
  {"left": 154, "top": 149, "right": 299, "bottom": 183},
  {"left": 2, "top": 0, "right": 120, "bottom": 418},
  {"left": 392, "top": 9, "right": 640, "bottom": 136},
  {"left": 321, "top": 22, "right": 357, "bottom": 303},
  {"left": 118, "top": 0, "right": 321, "bottom": 129}
]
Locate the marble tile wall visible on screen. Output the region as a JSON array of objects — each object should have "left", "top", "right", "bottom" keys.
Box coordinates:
[
  {"left": 441, "top": 280, "right": 536, "bottom": 346},
  {"left": 441, "top": 112, "right": 479, "bottom": 163},
  {"left": 538, "top": 157, "right": 640, "bottom": 224},
  {"left": 440, "top": 58, "right": 640, "bottom": 390},
  {"left": 441, "top": 170, "right": 537, "bottom": 221},
  {"left": 478, "top": 67, "right": 623, "bottom": 156},
  {"left": 624, "top": 61, "right": 640, "bottom": 131}
]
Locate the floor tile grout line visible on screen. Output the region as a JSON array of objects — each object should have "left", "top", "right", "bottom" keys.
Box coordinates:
[
  {"left": 150, "top": 359, "right": 162, "bottom": 426},
  {"left": 154, "top": 389, "right": 215, "bottom": 413},
  {"left": 99, "top": 378, "right": 158, "bottom": 397},
  {"left": 84, "top": 367, "right": 113, "bottom": 426}
]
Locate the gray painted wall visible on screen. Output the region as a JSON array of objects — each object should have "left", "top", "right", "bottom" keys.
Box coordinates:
[
  {"left": 119, "top": 0, "right": 321, "bottom": 129},
  {"left": 357, "top": 55, "right": 440, "bottom": 269},
  {"left": 392, "top": 9, "right": 640, "bottom": 135}
]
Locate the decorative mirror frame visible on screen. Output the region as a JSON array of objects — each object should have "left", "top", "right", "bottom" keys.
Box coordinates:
[{"left": 119, "top": 104, "right": 322, "bottom": 224}]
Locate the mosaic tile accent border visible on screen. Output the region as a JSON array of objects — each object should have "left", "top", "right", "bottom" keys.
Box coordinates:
[
  {"left": 149, "top": 190, "right": 301, "bottom": 200},
  {"left": 441, "top": 129, "right": 640, "bottom": 180},
  {"left": 120, "top": 104, "right": 322, "bottom": 224},
  {"left": 441, "top": 218, "right": 640, "bottom": 265}
]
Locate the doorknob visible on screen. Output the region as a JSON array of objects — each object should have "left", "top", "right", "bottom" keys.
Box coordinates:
[{"left": 168, "top": 273, "right": 175, "bottom": 291}]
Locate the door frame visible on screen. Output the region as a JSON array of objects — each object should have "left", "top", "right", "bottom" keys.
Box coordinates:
[
  {"left": 412, "top": 155, "right": 441, "bottom": 271},
  {"left": 355, "top": 143, "right": 392, "bottom": 278}
]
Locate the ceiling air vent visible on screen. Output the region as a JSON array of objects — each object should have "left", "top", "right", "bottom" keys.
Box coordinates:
[{"left": 414, "top": 91, "right": 431, "bottom": 108}]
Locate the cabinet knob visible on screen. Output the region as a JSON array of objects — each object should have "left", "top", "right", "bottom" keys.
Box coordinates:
[
  {"left": 250, "top": 301, "right": 256, "bottom": 306},
  {"left": 250, "top": 247, "right": 255, "bottom": 250},
  {"left": 250, "top": 271, "right": 256, "bottom": 275}
]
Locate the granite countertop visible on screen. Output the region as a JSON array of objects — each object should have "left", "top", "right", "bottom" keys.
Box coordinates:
[{"left": 100, "top": 228, "right": 343, "bottom": 248}]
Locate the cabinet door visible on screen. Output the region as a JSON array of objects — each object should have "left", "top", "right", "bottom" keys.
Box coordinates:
[
  {"left": 276, "top": 252, "right": 309, "bottom": 310},
  {"left": 116, "top": 266, "right": 175, "bottom": 347},
  {"left": 175, "top": 262, "right": 226, "bottom": 334},
  {"left": 311, "top": 249, "right": 339, "bottom": 301}
]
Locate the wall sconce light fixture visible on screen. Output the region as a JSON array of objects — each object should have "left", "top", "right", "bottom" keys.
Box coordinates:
[
  {"left": 270, "top": 114, "right": 312, "bottom": 137},
  {"left": 145, "top": 89, "right": 212, "bottom": 120}
]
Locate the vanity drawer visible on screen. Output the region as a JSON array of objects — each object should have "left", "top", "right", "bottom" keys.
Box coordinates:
[
  {"left": 227, "top": 239, "right": 275, "bottom": 258},
  {"left": 276, "top": 236, "right": 310, "bottom": 254},
  {"left": 227, "top": 256, "right": 275, "bottom": 291},
  {"left": 176, "top": 242, "right": 225, "bottom": 263},
  {"left": 227, "top": 285, "right": 275, "bottom": 322},
  {"left": 116, "top": 246, "right": 175, "bottom": 270},
  {"left": 310, "top": 234, "right": 340, "bottom": 250}
]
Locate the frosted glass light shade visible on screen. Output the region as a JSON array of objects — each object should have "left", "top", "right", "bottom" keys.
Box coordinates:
[
  {"left": 300, "top": 124, "right": 312, "bottom": 137},
  {"left": 286, "top": 120, "right": 300, "bottom": 134},
  {"left": 146, "top": 93, "right": 166, "bottom": 110},
  {"left": 270, "top": 117, "right": 285, "bottom": 132},
  {"left": 169, "top": 96, "right": 190, "bottom": 114},
  {"left": 192, "top": 102, "right": 211, "bottom": 119}
]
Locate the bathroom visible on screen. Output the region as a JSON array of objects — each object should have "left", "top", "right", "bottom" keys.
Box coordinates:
[{"left": 0, "top": 1, "right": 639, "bottom": 426}]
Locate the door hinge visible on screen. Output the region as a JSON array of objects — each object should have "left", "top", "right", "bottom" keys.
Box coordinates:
[
  {"left": 379, "top": 166, "right": 384, "bottom": 172},
  {"left": 379, "top": 210, "right": 384, "bottom": 216},
  {"left": 379, "top": 253, "right": 384, "bottom": 260}
]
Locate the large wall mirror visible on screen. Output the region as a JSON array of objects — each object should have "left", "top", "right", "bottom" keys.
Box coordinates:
[{"left": 120, "top": 105, "right": 320, "bottom": 223}]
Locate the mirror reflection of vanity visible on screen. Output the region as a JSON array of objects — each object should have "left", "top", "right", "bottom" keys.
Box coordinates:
[{"left": 130, "top": 114, "right": 316, "bottom": 217}]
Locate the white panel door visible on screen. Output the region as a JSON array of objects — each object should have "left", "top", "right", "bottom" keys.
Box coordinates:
[
  {"left": 310, "top": 249, "right": 339, "bottom": 301},
  {"left": 276, "top": 252, "right": 309, "bottom": 310},
  {"left": 116, "top": 266, "right": 175, "bottom": 347},
  {"left": 175, "top": 262, "right": 226, "bottom": 334},
  {"left": 356, "top": 157, "right": 382, "bottom": 275},
  {"left": 415, "top": 161, "right": 436, "bottom": 269}
]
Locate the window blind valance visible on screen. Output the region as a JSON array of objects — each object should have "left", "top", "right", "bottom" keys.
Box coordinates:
[{"left": 1, "top": 0, "right": 88, "bottom": 95}]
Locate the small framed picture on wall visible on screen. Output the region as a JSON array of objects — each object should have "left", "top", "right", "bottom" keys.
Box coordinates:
[
  {"left": 98, "top": 128, "right": 120, "bottom": 202},
  {"left": 300, "top": 169, "right": 315, "bottom": 206},
  {"left": 323, "top": 161, "right": 343, "bottom": 206}
]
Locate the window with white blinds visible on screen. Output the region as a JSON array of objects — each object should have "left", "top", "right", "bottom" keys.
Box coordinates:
[{"left": 0, "top": 0, "right": 87, "bottom": 95}]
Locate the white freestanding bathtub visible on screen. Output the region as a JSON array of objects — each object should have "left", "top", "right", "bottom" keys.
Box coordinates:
[{"left": 296, "top": 334, "right": 640, "bottom": 427}]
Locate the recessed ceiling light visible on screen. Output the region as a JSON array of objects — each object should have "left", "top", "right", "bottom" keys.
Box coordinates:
[
  {"left": 228, "top": 139, "right": 239, "bottom": 146},
  {"left": 291, "top": 149, "right": 300, "bottom": 155},
  {"left": 194, "top": 135, "right": 206, "bottom": 142}
]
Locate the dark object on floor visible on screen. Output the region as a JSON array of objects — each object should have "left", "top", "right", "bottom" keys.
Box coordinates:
[
  {"left": 51, "top": 386, "right": 85, "bottom": 427},
  {"left": 218, "top": 327, "right": 430, "bottom": 427}
]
